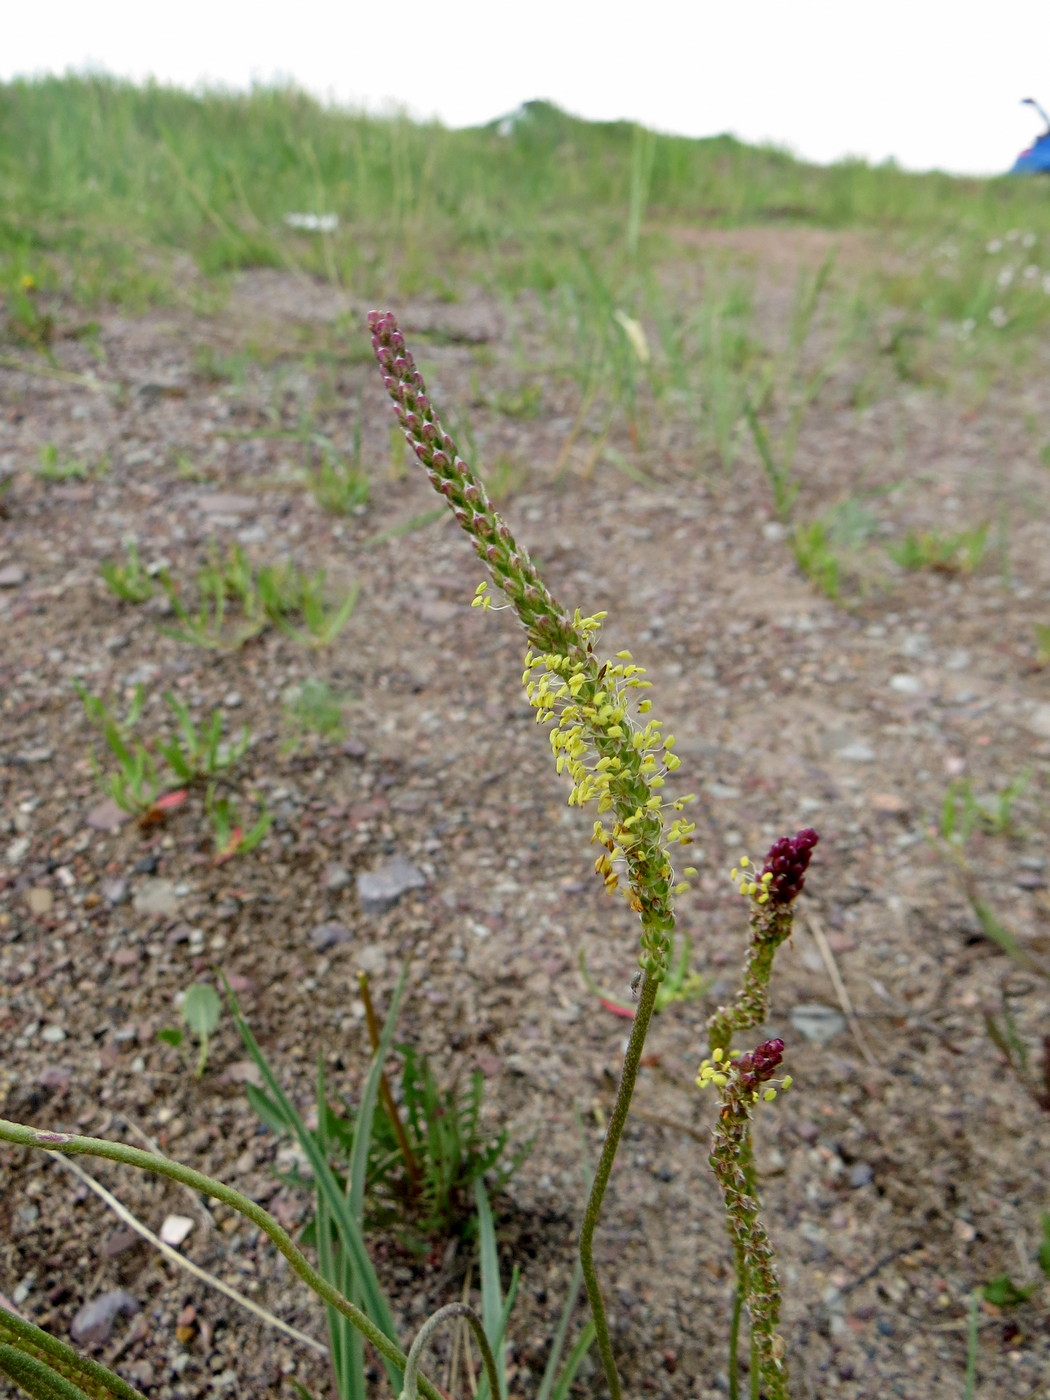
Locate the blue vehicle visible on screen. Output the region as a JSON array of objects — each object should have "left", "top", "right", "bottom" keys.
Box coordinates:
[{"left": 1011, "top": 98, "right": 1050, "bottom": 174}]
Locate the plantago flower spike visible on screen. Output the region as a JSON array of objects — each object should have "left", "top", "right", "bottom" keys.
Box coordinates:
[
  {"left": 370, "top": 309, "right": 698, "bottom": 1400},
  {"left": 711, "top": 829, "right": 820, "bottom": 1054},
  {"left": 698, "top": 1038, "right": 793, "bottom": 1400},
  {"left": 369, "top": 310, "right": 695, "bottom": 981}
]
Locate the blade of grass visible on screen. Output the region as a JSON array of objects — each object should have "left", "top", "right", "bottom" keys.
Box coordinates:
[{"left": 225, "top": 978, "right": 405, "bottom": 1393}]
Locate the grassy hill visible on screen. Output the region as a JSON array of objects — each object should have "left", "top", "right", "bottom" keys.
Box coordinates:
[{"left": 3, "top": 75, "right": 1050, "bottom": 315}]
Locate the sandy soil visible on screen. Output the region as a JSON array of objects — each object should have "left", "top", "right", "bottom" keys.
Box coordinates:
[{"left": 2, "top": 243, "right": 1050, "bottom": 1400}]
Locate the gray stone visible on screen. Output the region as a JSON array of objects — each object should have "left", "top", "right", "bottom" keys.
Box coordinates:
[
  {"left": 357, "top": 856, "right": 427, "bottom": 914},
  {"left": 889, "top": 673, "right": 922, "bottom": 694},
  {"left": 1024, "top": 703, "right": 1050, "bottom": 739},
  {"left": 849, "top": 1161, "right": 874, "bottom": 1188},
  {"left": 322, "top": 863, "right": 351, "bottom": 892},
  {"left": 836, "top": 740, "right": 876, "bottom": 762},
  {"left": 0, "top": 564, "right": 26, "bottom": 587},
  {"left": 197, "top": 493, "right": 255, "bottom": 515},
  {"left": 86, "top": 799, "right": 131, "bottom": 832},
  {"left": 70, "top": 1289, "right": 139, "bottom": 1346},
  {"left": 102, "top": 878, "right": 130, "bottom": 905},
  {"left": 310, "top": 921, "right": 353, "bottom": 952},
  {"left": 789, "top": 1003, "right": 847, "bottom": 1045},
  {"left": 132, "top": 878, "right": 181, "bottom": 917}
]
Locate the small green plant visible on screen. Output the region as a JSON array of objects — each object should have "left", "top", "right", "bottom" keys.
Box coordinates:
[
  {"left": 983, "top": 985, "right": 1050, "bottom": 1113},
  {"left": 1034, "top": 622, "right": 1050, "bottom": 666},
  {"left": 99, "top": 540, "right": 155, "bottom": 603},
  {"left": 74, "top": 681, "right": 162, "bottom": 815},
  {"left": 4, "top": 271, "right": 54, "bottom": 348},
  {"left": 578, "top": 930, "right": 709, "bottom": 1016},
  {"left": 158, "top": 691, "right": 251, "bottom": 783},
  {"left": 980, "top": 1214, "right": 1050, "bottom": 1305},
  {"left": 887, "top": 522, "right": 989, "bottom": 574},
  {"left": 78, "top": 684, "right": 254, "bottom": 803},
  {"left": 36, "top": 442, "right": 104, "bottom": 481},
  {"left": 308, "top": 416, "right": 371, "bottom": 514},
  {"left": 250, "top": 975, "right": 526, "bottom": 1250},
  {"left": 160, "top": 543, "right": 358, "bottom": 649},
  {"left": 282, "top": 676, "right": 350, "bottom": 748},
  {"left": 791, "top": 517, "right": 840, "bottom": 598},
  {"left": 158, "top": 983, "right": 223, "bottom": 1076},
  {"left": 205, "top": 783, "right": 272, "bottom": 864},
  {"left": 939, "top": 771, "right": 1031, "bottom": 843}
]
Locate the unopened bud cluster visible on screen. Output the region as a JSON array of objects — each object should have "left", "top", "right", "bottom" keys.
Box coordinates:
[
  {"left": 697, "top": 1038, "right": 792, "bottom": 1105},
  {"left": 730, "top": 828, "right": 819, "bottom": 906}
]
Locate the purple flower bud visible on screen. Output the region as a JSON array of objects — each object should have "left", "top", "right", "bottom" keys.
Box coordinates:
[
  {"left": 413, "top": 442, "right": 428, "bottom": 461},
  {"left": 759, "top": 829, "right": 819, "bottom": 905},
  {"left": 463, "top": 482, "right": 481, "bottom": 503},
  {"left": 382, "top": 376, "right": 397, "bottom": 394},
  {"left": 454, "top": 507, "right": 470, "bottom": 527},
  {"left": 390, "top": 331, "right": 405, "bottom": 351},
  {"left": 416, "top": 395, "right": 430, "bottom": 414},
  {"left": 431, "top": 451, "right": 450, "bottom": 471},
  {"left": 421, "top": 421, "right": 438, "bottom": 443},
  {"left": 736, "top": 1037, "right": 785, "bottom": 1093},
  {"left": 442, "top": 434, "right": 455, "bottom": 453},
  {"left": 404, "top": 411, "right": 420, "bottom": 432}
]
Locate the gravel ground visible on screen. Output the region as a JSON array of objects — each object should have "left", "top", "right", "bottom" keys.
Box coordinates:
[{"left": 2, "top": 243, "right": 1049, "bottom": 1400}]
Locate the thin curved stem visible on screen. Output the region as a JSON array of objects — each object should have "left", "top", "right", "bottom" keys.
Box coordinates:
[
  {"left": 727, "top": 1284, "right": 744, "bottom": 1400},
  {"left": 0, "top": 1118, "right": 442, "bottom": 1400},
  {"left": 578, "top": 969, "right": 660, "bottom": 1400},
  {"left": 399, "top": 1302, "right": 500, "bottom": 1400}
]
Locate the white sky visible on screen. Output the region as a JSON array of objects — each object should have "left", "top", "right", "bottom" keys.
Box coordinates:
[{"left": 5, "top": 1, "right": 1050, "bottom": 176}]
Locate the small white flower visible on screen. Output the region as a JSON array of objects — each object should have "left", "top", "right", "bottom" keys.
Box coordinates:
[
  {"left": 1024, "top": 264, "right": 1040, "bottom": 281},
  {"left": 989, "top": 306, "right": 1009, "bottom": 328},
  {"left": 987, "top": 238, "right": 1003, "bottom": 254},
  {"left": 1022, "top": 231, "right": 1037, "bottom": 249},
  {"left": 958, "top": 318, "right": 976, "bottom": 340},
  {"left": 1043, "top": 274, "right": 1050, "bottom": 295},
  {"left": 997, "top": 265, "right": 1015, "bottom": 289}
]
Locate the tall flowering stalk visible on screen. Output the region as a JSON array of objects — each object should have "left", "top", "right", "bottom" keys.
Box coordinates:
[
  {"left": 369, "top": 311, "right": 697, "bottom": 1398},
  {"left": 699, "top": 829, "right": 819, "bottom": 1400}
]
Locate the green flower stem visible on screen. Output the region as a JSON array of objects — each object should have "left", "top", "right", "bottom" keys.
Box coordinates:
[
  {"left": 709, "top": 1105, "right": 788, "bottom": 1400},
  {"left": 0, "top": 1119, "right": 442, "bottom": 1400},
  {"left": 708, "top": 906, "right": 793, "bottom": 1054},
  {"left": 0, "top": 1303, "right": 148, "bottom": 1400},
  {"left": 398, "top": 1302, "right": 499, "bottom": 1400},
  {"left": 579, "top": 969, "right": 660, "bottom": 1400},
  {"left": 727, "top": 1284, "right": 744, "bottom": 1400}
]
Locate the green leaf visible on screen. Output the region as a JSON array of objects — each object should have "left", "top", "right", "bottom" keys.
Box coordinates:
[
  {"left": 182, "top": 985, "right": 221, "bottom": 1038},
  {"left": 226, "top": 977, "right": 405, "bottom": 1393},
  {"left": 0, "top": 1345, "right": 96, "bottom": 1400},
  {"left": 244, "top": 1083, "right": 289, "bottom": 1135},
  {"left": 1038, "top": 1213, "right": 1050, "bottom": 1279},
  {"left": 156, "top": 1027, "right": 183, "bottom": 1048},
  {"left": 981, "top": 1273, "right": 1035, "bottom": 1307}
]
